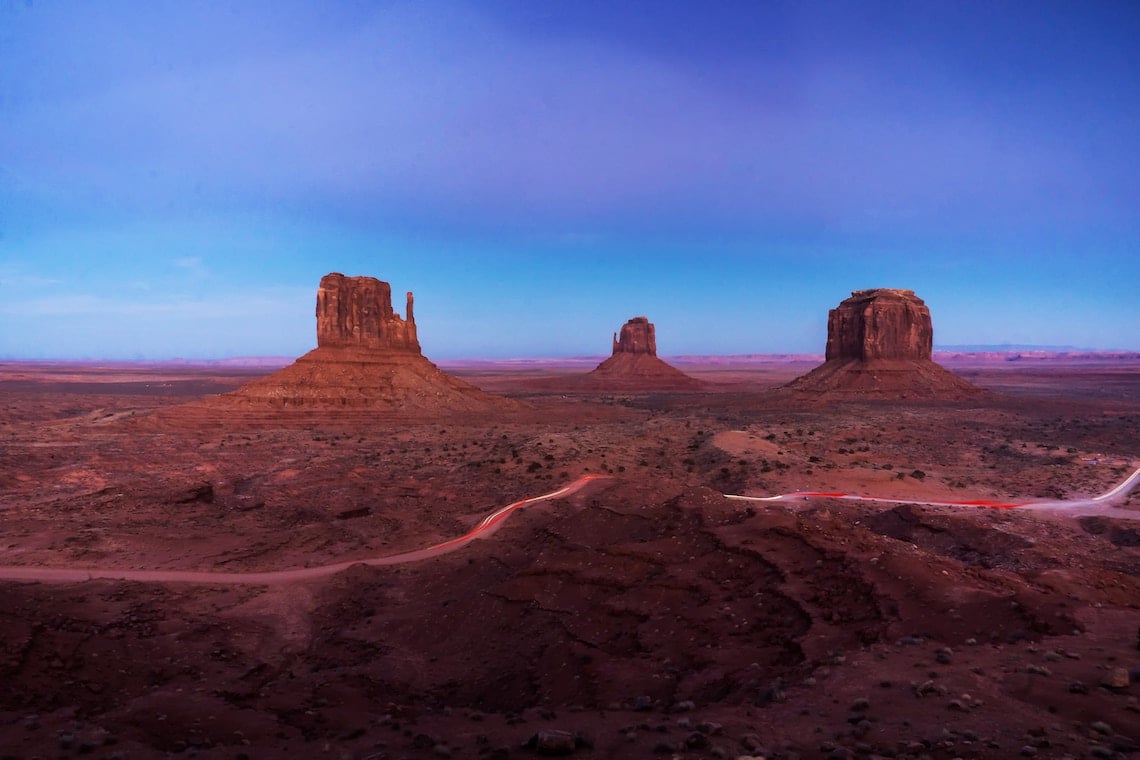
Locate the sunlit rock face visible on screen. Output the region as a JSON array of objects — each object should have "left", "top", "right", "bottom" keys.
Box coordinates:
[
  {"left": 315, "top": 273, "right": 420, "bottom": 353},
  {"left": 611, "top": 316, "right": 658, "bottom": 356},
  {"left": 825, "top": 289, "right": 933, "bottom": 362}
]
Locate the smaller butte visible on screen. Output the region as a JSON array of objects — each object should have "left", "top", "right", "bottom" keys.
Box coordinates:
[
  {"left": 786, "top": 288, "right": 981, "bottom": 399},
  {"left": 216, "top": 273, "right": 513, "bottom": 413},
  {"left": 579, "top": 316, "right": 703, "bottom": 390}
]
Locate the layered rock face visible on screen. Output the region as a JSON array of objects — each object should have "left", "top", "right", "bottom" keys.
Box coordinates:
[
  {"left": 585, "top": 317, "right": 702, "bottom": 390},
  {"left": 825, "top": 289, "right": 933, "bottom": 362},
  {"left": 612, "top": 316, "right": 657, "bottom": 356},
  {"left": 787, "top": 288, "right": 980, "bottom": 399},
  {"left": 316, "top": 273, "right": 419, "bottom": 352},
  {"left": 219, "top": 273, "right": 512, "bottom": 413}
]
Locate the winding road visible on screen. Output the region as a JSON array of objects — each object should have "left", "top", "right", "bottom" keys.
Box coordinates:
[
  {"left": 0, "top": 475, "right": 607, "bottom": 585},
  {"left": 726, "top": 465, "right": 1140, "bottom": 519},
  {"left": 0, "top": 466, "right": 1137, "bottom": 586}
]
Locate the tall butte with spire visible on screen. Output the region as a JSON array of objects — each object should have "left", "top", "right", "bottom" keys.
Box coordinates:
[
  {"left": 221, "top": 273, "right": 511, "bottom": 412},
  {"left": 785, "top": 288, "right": 981, "bottom": 398},
  {"left": 581, "top": 316, "right": 703, "bottom": 390}
]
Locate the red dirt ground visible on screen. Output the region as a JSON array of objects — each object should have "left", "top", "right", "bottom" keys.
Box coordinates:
[{"left": 0, "top": 357, "right": 1138, "bottom": 759}]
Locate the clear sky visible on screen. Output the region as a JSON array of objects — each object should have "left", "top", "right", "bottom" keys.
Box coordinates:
[{"left": 1, "top": 0, "right": 1137, "bottom": 360}]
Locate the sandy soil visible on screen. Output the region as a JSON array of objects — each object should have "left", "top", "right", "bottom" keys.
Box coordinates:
[{"left": 1, "top": 357, "right": 1138, "bottom": 759}]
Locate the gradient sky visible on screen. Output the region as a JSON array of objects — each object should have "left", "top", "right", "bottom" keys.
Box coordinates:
[{"left": 2, "top": 0, "right": 1138, "bottom": 360}]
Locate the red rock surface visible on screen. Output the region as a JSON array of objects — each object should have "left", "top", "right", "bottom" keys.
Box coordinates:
[
  {"left": 612, "top": 315, "right": 658, "bottom": 355},
  {"left": 587, "top": 316, "right": 703, "bottom": 390},
  {"left": 826, "top": 288, "right": 933, "bottom": 361},
  {"left": 316, "top": 272, "right": 420, "bottom": 352},
  {"left": 789, "top": 289, "right": 982, "bottom": 398},
  {"left": 216, "top": 273, "right": 512, "bottom": 412},
  {"left": 1, "top": 362, "right": 1139, "bottom": 758}
]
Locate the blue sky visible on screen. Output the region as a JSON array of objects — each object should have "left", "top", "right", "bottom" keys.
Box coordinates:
[{"left": 1, "top": 0, "right": 1137, "bottom": 359}]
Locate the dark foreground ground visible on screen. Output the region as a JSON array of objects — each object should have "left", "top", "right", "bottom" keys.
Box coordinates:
[{"left": 0, "top": 358, "right": 1138, "bottom": 759}]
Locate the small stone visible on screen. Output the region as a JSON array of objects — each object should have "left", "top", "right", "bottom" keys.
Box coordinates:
[
  {"left": 525, "top": 729, "right": 577, "bottom": 756},
  {"left": 1089, "top": 745, "right": 1113, "bottom": 759},
  {"left": 432, "top": 744, "right": 452, "bottom": 758},
  {"left": 849, "top": 697, "right": 870, "bottom": 712},
  {"left": 739, "top": 733, "right": 765, "bottom": 752},
  {"left": 685, "top": 731, "right": 709, "bottom": 749},
  {"left": 1102, "top": 668, "right": 1130, "bottom": 689},
  {"left": 1090, "top": 721, "right": 1112, "bottom": 735},
  {"left": 935, "top": 647, "right": 953, "bottom": 664},
  {"left": 947, "top": 700, "right": 967, "bottom": 712},
  {"left": 1019, "top": 746, "right": 1037, "bottom": 757},
  {"left": 1025, "top": 664, "right": 1051, "bottom": 676},
  {"left": 1069, "top": 681, "right": 1089, "bottom": 694},
  {"left": 673, "top": 700, "right": 695, "bottom": 712}
]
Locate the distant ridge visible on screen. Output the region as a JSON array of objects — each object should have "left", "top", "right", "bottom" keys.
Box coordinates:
[{"left": 935, "top": 344, "right": 1086, "bottom": 352}]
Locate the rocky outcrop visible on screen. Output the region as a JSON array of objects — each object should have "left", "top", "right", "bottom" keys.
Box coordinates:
[
  {"left": 787, "top": 289, "right": 981, "bottom": 399},
  {"left": 612, "top": 316, "right": 657, "bottom": 356},
  {"left": 826, "top": 289, "right": 932, "bottom": 362},
  {"left": 583, "top": 317, "right": 702, "bottom": 390},
  {"left": 316, "top": 273, "right": 419, "bottom": 352},
  {"left": 218, "top": 273, "right": 514, "bottom": 414}
]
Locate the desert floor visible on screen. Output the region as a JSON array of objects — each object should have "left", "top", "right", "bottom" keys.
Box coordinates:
[{"left": 0, "top": 357, "right": 1138, "bottom": 759}]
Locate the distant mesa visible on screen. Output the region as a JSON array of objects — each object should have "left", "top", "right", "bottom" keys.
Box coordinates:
[
  {"left": 786, "top": 288, "right": 982, "bottom": 398},
  {"left": 582, "top": 316, "right": 703, "bottom": 390},
  {"left": 220, "top": 273, "right": 512, "bottom": 412}
]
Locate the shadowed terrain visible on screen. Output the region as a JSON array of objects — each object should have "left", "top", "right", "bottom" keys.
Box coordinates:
[{"left": 0, "top": 357, "right": 1138, "bottom": 758}]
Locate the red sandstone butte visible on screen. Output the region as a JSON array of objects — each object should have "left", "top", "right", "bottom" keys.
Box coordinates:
[
  {"left": 585, "top": 316, "right": 703, "bottom": 390},
  {"left": 787, "top": 289, "right": 981, "bottom": 398},
  {"left": 219, "top": 273, "right": 513, "bottom": 412}
]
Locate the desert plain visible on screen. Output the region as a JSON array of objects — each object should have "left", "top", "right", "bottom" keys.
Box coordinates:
[{"left": 1, "top": 355, "right": 1138, "bottom": 760}]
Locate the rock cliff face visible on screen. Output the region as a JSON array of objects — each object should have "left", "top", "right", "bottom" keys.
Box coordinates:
[
  {"left": 826, "top": 289, "right": 932, "bottom": 362},
  {"left": 787, "top": 288, "right": 981, "bottom": 399},
  {"left": 316, "top": 273, "right": 419, "bottom": 352},
  {"left": 612, "top": 317, "right": 657, "bottom": 356},
  {"left": 219, "top": 273, "right": 512, "bottom": 413}
]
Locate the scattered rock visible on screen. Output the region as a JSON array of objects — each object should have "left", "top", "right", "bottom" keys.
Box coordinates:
[
  {"left": 523, "top": 729, "right": 577, "bottom": 756},
  {"left": 1102, "top": 668, "right": 1130, "bottom": 690}
]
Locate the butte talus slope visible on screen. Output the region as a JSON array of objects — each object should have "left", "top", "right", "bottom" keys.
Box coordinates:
[
  {"left": 218, "top": 273, "right": 513, "bottom": 412},
  {"left": 786, "top": 288, "right": 982, "bottom": 399},
  {"left": 579, "top": 316, "right": 703, "bottom": 390}
]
